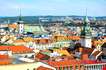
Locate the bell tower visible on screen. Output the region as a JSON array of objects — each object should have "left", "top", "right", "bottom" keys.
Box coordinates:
[
  {"left": 17, "top": 8, "right": 24, "bottom": 34},
  {"left": 80, "top": 11, "right": 92, "bottom": 48}
]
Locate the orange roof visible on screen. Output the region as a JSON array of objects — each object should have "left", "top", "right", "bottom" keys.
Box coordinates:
[
  {"left": 0, "top": 55, "right": 9, "bottom": 59},
  {"left": 0, "top": 59, "right": 12, "bottom": 65},
  {"left": 8, "top": 23, "right": 17, "bottom": 29},
  {"left": 37, "top": 66, "right": 53, "bottom": 70},
  {"left": 34, "top": 39, "right": 51, "bottom": 44},
  {"left": 53, "top": 49, "right": 70, "bottom": 56},
  {"left": 23, "top": 37, "right": 34, "bottom": 42},
  {"left": 48, "top": 60, "right": 81, "bottom": 67},
  {"left": 39, "top": 39, "right": 50, "bottom": 44},
  {"left": 0, "top": 46, "right": 33, "bottom": 53},
  {"left": 54, "top": 36, "right": 80, "bottom": 41},
  {"left": 67, "top": 36, "right": 80, "bottom": 40},
  {"left": 14, "top": 39, "right": 25, "bottom": 43},
  {"left": 0, "top": 55, "right": 11, "bottom": 65},
  {"left": 47, "top": 60, "right": 103, "bottom": 67},
  {"left": 93, "top": 39, "right": 106, "bottom": 46}
]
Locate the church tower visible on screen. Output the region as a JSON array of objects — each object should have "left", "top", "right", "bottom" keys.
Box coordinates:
[
  {"left": 80, "top": 15, "right": 92, "bottom": 48},
  {"left": 17, "top": 8, "right": 24, "bottom": 34}
]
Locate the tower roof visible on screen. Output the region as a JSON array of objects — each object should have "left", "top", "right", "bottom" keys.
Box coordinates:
[
  {"left": 84, "top": 15, "right": 89, "bottom": 23},
  {"left": 81, "top": 15, "right": 91, "bottom": 36}
]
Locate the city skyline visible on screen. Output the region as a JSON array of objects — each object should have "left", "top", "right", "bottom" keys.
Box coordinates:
[{"left": 0, "top": 0, "right": 106, "bottom": 16}]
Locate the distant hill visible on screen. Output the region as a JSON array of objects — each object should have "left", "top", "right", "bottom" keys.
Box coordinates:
[{"left": 0, "top": 16, "right": 106, "bottom": 24}]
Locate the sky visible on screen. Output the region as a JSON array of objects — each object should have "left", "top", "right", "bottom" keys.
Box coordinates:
[{"left": 0, "top": 0, "right": 106, "bottom": 16}]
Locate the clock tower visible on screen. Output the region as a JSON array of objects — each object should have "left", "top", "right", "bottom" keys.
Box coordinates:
[{"left": 80, "top": 15, "right": 92, "bottom": 48}]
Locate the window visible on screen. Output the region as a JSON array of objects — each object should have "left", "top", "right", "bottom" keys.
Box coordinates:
[{"left": 25, "top": 55, "right": 28, "bottom": 58}]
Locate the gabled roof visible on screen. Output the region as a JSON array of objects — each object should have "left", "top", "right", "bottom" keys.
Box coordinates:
[
  {"left": 53, "top": 49, "right": 70, "bottom": 56},
  {"left": 0, "top": 46, "right": 33, "bottom": 54}
]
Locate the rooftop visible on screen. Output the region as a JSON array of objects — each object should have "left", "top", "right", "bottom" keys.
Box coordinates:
[{"left": 0, "top": 46, "right": 33, "bottom": 54}]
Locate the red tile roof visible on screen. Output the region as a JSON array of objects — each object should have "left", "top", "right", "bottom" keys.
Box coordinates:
[
  {"left": 37, "top": 66, "right": 53, "bottom": 70},
  {"left": 0, "top": 55, "right": 9, "bottom": 59},
  {"left": 0, "top": 59, "right": 12, "bottom": 65},
  {"left": 47, "top": 60, "right": 81, "bottom": 67},
  {"left": 8, "top": 23, "right": 17, "bottom": 29},
  {"left": 47, "top": 60, "right": 104, "bottom": 67},
  {"left": 35, "top": 53, "right": 50, "bottom": 60},
  {"left": 0, "top": 46, "right": 33, "bottom": 53},
  {"left": 0, "top": 54, "right": 12, "bottom": 65}
]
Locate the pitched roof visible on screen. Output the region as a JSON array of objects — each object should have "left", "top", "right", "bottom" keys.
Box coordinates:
[
  {"left": 54, "top": 35, "right": 80, "bottom": 41},
  {"left": 0, "top": 46, "right": 33, "bottom": 54},
  {"left": 8, "top": 23, "right": 17, "bottom": 29},
  {"left": 37, "top": 66, "right": 53, "bottom": 70},
  {"left": 35, "top": 53, "right": 50, "bottom": 60},
  {"left": 23, "top": 37, "right": 34, "bottom": 42},
  {"left": 93, "top": 39, "right": 106, "bottom": 46},
  {"left": 47, "top": 60, "right": 81, "bottom": 67},
  {"left": 47, "top": 60, "right": 104, "bottom": 67},
  {"left": 0, "top": 54, "right": 11, "bottom": 65},
  {"left": 0, "top": 59, "right": 12, "bottom": 65},
  {"left": 14, "top": 39, "right": 25, "bottom": 43},
  {"left": 0, "top": 55, "right": 9, "bottom": 59},
  {"left": 53, "top": 49, "right": 70, "bottom": 56}
]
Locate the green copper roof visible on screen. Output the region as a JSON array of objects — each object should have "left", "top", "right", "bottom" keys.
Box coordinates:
[
  {"left": 81, "top": 16, "right": 92, "bottom": 36},
  {"left": 24, "top": 25, "right": 45, "bottom": 32}
]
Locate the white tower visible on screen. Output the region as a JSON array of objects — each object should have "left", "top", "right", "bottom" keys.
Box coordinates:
[
  {"left": 80, "top": 15, "right": 92, "bottom": 48},
  {"left": 18, "top": 23, "right": 24, "bottom": 34},
  {"left": 17, "top": 8, "right": 24, "bottom": 34}
]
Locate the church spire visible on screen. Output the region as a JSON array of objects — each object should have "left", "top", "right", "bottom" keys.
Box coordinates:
[
  {"left": 18, "top": 8, "right": 22, "bottom": 21},
  {"left": 81, "top": 9, "right": 91, "bottom": 36},
  {"left": 84, "top": 8, "right": 89, "bottom": 23}
]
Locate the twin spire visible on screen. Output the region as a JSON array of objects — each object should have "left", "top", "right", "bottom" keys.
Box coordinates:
[{"left": 18, "top": 8, "right": 22, "bottom": 21}]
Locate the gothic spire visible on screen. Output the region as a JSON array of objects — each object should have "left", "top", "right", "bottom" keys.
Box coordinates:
[
  {"left": 19, "top": 8, "right": 22, "bottom": 21},
  {"left": 81, "top": 9, "right": 91, "bottom": 36}
]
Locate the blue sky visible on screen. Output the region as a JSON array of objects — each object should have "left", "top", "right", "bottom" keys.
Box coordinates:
[{"left": 0, "top": 0, "right": 106, "bottom": 16}]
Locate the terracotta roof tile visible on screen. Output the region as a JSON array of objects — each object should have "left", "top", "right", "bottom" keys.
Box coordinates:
[
  {"left": 14, "top": 39, "right": 25, "bottom": 43},
  {"left": 0, "top": 55, "right": 11, "bottom": 65},
  {"left": 47, "top": 60, "right": 81, "bottom": 67},
  {"left": 53, "top": 49, "right": 70, "bottom": 56},
  {"left": 23, "top": 37, "right": 34, "bottom": 42},
  {"left": 0, "top": 55, "right": 9, "bottom": 59},
  {"left": 37, "top": 66, "right": 53, "bottom": 70},
  {"left": 36, "top": 53, "right": 50, "bottom": 60},
  {"left": 8, "top": 24, "right": 17, "bottom": 29},
  {"left": 0, "top": 46, "right": 33, "bottom": 53},
  {"left": 0, "top": 59, "right": 12, "bottom": 65},
  {"left": 47, "top": 60, "right": 104, "bottom": 67}
]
